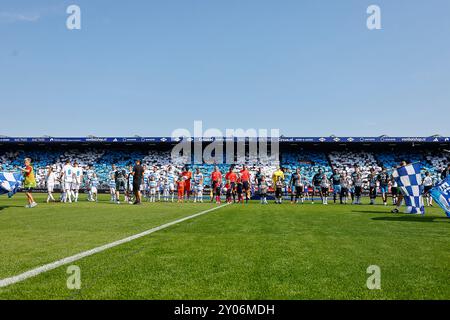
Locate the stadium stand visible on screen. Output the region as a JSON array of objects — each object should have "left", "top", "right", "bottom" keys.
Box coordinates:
[
  {"left": 328, "top": 151, "right": 379, "bottom": 179},
  {"left": 281, "top": 150, "right": 331, "bottom": 183},
  {"left": 375, "top": 150, "right": 448, "bottom": 182},
  {"left": 425, "top": 151, "right": 450, "bottom": 178}
]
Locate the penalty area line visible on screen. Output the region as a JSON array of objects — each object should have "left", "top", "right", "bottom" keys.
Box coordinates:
[{"left": 0, "top": 203, "right": 230, "bottom": 289}]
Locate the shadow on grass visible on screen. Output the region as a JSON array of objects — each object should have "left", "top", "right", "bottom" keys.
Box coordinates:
[
  {"left": 350, "top": 210, "right": 449, "bottom": 223},
  {"left": 0, "top": 205, "right": 24, "bottom": 211},
  {"left": 371, "top": 216, "right": 449, "bottom": 223},
  {"left": 351, "top": 210, "right": 390, "bottom": 214}
]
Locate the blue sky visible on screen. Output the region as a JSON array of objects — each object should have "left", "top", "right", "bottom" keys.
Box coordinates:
[{"left": 1, "top": 0, "right": 449, "bottom": 137}]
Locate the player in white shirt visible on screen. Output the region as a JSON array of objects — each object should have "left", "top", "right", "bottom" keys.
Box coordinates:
[
  {"left": 85, "top": 165, "right": 95, "bottom": 201},
  {"left": 320, "top": 173, "right": 330, "bottom": 205},
  {"left": 193, "top": 168, "right": 204, "bottom": 203},
  {"left": 148, "top": 176, "right": 158, "bottom": 202},
  {"left": 167, "top": 167, "right": 176, "bottom": 202},
  {"left": 339, "top": 171, "right": 351, "bottom": 205},
  {"left": 72, "top": 162, "right": 83, "bottom": 202},
  {"left": 150, "top": 167, "right": 161, "bottom": 201},
  {"left": 143, "top": 165, "right": 151, "bottom": 179},
  {"left": 126, "top": 165, "right": 134, "bottom": 204},
  {"left": 60, "top": 160, "right": 74, "bottom": 203},
  {"left": 90, "top": 173, "right": 99, "bottom": 202},
  {"left": 109, "top": 165, "right": 117, "bottom": 202},
  {"left": 158, "top": 176, "right": 165, "bottom": 201},
  {"left": 423, "top": 171, "right": 434, "bottom": 207},
  {"left": 109, "top": 179, "right": 117, "bottom": 202},
  {"left": 162, "top": 177, "right": 170, "bottom": 202},
  {"left": 142, "top": 165, "right": 151, "bottom": 200},
  {"left": 46, "top": 166, "right": 57, "bottom": 203}
]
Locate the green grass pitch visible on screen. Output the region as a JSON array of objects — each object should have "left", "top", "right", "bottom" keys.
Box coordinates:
[{"left": 0, "top": 193, "right": 448, "bottom": 300}]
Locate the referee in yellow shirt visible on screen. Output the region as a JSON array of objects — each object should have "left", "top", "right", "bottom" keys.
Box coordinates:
[{"left": 272, "top": 166, "right": 285, "bottom": 202}]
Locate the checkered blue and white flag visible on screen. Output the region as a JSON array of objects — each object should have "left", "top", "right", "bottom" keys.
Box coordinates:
[
  {"left": 392, "top": 163, "right": 425, "bottom": 214},
  {"left": 0, "top": 172, "right": 23, "bottom": 197}
]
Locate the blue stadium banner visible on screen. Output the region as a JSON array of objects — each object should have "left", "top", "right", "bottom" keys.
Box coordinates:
[
  {"left": 0, "top": 136, "right": 449, "bottom": 144},
  {"left": 429, "top": 176, "right": 450, "bottom": 217}
]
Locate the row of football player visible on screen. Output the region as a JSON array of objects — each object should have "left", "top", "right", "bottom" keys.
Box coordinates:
[
  {"left": 45, "top": 161, "right": 437, "bottom": 192},
  {"left": 44, "top": 161, "right": 183, "bottom": 204},
  {"left": 43, "top": 162, "right": 438, "bottom": 207},
  {"left": 43, "top": 173, "right": 434, "bottom": 207},
  {"left": 47, "top": 163, "right": 253, "bottom": 204},
  {"left": 305, "top": 166, "right": 436, "bottom": 206}
]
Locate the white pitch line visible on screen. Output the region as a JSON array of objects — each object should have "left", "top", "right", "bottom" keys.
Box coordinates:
[{"left": 0, "top": 203, "right": 229, "bottom": 289}]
